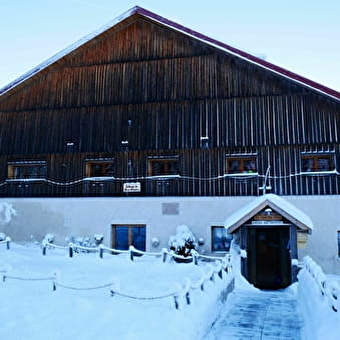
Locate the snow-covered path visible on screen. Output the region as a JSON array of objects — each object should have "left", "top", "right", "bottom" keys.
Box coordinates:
[{"left": 205, "top": 288, "right": 303, "bottom": 340}]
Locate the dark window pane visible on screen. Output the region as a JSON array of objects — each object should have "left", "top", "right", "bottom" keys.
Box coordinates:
[
  {"left": 245, "top": 159, "right": 257, "bottom": 173},
  {"left": 168, "top": 161, "right": 179, "bottom": 175},
  {"left": 115, "top": 227, "right": 129, "bottom": 250},
  {"left": 88, "top": 162, "right": 114, "bottom": 177},
  {"left": 317, "top": 158, "right": 330, "bottom": 171},
  {"left": 338, "top": 231, "right": 340, "bottom": 258},
  {"left": 212, "top": 227, "right": 233, "bottom": 251},
  {"left": 302, "top": 158, "right": 314, "bottom": 172},
  {"left": 228, "top": 160, "right": 240, "bottom": 173},
  {"left": 132, "top": 227, "right": 146, "bottom": 251}
]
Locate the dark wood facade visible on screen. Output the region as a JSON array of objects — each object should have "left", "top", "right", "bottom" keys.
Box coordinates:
[{"left": 1, "top": 9, "right": 340, "bottom": 198}]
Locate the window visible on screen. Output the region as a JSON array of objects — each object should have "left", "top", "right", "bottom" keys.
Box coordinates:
[
  {"left": 148, "top": 158, "right": 179, "bottom": 176},
  {"left": 226, "top": 156, "right": 257, "bottom": 174},
  {"left": 8, "top": 161, "right": 47, "bottom": 180},
  {"left": 338, "top": 231, "right": 340, "bottom": 258},
  {"left": 85, "top": 160, "right": 114, "bottom": 177},
  {"left": 112, "top": 225, "right": 146, "bottom": 251},
  {"left": 301, "top": 154, "right": 334, "bottom": 173},
  {"left": 211, "top": 226, "right": 233, "bottom": 252}
]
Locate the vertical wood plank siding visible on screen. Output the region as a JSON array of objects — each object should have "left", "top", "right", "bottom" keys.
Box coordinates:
[{"left": 0, "top": 16, "right": 339, "bottom": 197}]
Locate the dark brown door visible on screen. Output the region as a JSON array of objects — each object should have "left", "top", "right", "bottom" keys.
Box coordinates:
[{"left": 247, "top": 227, "right": 291, "bottom": 289}]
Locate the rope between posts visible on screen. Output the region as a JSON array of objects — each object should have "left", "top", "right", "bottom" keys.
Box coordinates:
[
  {"left": 55, "top": 282, "right": 114, "bottom": 291},
  {"left": 110, "top": 290, "right": 177, "bottom": 300},
  {"left": 3, "top": 275, "right": 55, "bottom": 281}
]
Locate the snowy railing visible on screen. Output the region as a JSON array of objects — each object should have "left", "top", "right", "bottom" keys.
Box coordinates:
[
  {"left": 301, "top": 256, "right": 340, "bottom": 313},
  {"left": 1, "top": 253, "right": 233, "bottom": 310},
  {"left": 41, "top": 241, "right": 232, "bottom": 268},
  {"left": 0, "top": 237, "right": 11, "bottom": 250}
]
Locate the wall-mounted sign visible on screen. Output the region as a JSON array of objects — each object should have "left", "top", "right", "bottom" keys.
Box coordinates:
[
  {"left": 253, "top": 212, "right": 283, "bottom": 221},
  {"left": 123, "top": 182, "right": 141, "bottom": 193},
  {"left": 297, "top": 232, "right": 308, "bottom": 249}
]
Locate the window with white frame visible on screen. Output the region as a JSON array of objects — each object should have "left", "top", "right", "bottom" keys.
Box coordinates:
[{"left": 211, "top": 226, "right": 233, "bottom": 252}]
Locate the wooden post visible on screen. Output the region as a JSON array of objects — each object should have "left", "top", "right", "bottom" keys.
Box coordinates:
[
  {"left": 162, "top": 249, "right": 167, "bottom": 263},
  {"left": 174, "top": 296, "right": 179, "bottom": 309},
  {"left": 69, "top": 244, "right": 73, "bottom": 258},
  {"left": 185, "top": 292, "right": 191, "bottom": 305}
]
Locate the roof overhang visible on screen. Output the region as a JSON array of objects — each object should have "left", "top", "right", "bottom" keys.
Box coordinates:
[{"left": 224, "top": 194, "right": 313, "bottom": 233}]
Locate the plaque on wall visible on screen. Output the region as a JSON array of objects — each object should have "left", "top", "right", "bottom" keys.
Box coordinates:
[
  {"left": 297, "top": 232, "right": 308, "bottom": 249},
  {"left": 123, "top": 182, "right": 141, "bottom": 193}
]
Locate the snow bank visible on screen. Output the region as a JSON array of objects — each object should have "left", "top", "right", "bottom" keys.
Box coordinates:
[{"left": 297, "top": 256, "right": 340, "bottom": 340}]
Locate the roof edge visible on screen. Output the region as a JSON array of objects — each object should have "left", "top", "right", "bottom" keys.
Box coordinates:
[
  {"left": 0, "top": 6, "right": 140, "bottom": 96},
  {"left": 225, "top": 194, "right": 313, "bottom": 233}
]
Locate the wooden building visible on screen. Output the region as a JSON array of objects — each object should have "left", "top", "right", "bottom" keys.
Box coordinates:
[{"left": 1, "top": 7, "right": 340, "bottom": 288}]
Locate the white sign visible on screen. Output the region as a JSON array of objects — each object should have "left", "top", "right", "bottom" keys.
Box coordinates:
[{"left": 123, "top": 182, "right": 141, "bottom": 193}]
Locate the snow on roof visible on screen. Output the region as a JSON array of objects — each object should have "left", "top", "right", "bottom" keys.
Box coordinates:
[
  {"left": 224, "top": 194, "right": 313, "bottom": 233},
  {"left": 1, "top": 6, "right": 340, "bottom": 101}
]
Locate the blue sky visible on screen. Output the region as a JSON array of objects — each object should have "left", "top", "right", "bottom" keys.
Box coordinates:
[{"left": 1, "top": 0, "right": 340, "bottom": 91}]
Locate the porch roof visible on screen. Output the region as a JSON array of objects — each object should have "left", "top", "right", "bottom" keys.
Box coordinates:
[{"left": 224, "top": 194, "right": 313, "bottom": 233}]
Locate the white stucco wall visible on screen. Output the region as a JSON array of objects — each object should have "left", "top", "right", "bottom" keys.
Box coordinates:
[{"left": 0, "top": 195, "right": 339, "bottom": 274}]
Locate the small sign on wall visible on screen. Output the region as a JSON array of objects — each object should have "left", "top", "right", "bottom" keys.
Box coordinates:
[
  {"left": 297, "top": 232, "right": 308, "bottom": 249},
  {"left": 123, "top": 182, "right": 141, "bottom": 193}
]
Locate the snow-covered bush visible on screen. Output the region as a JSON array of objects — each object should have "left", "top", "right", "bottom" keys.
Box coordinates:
[
  {"left": 43, "top": 233, "right": 55, "bottom": 244},
  {"left": 169, "top": 225, "right": 197, "bottom": 261},
  {"left": 0, "top": 203, "right": 16, "bottom": 225},
  {"left": 0, "top": 232, "right": 6, "bottom": 241},
  {"left": 66, "top": 234, "right": 104, "bottom": 252}
]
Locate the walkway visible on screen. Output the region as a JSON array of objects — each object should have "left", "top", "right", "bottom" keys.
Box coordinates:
[{"left": 205, "top": 289, "right": 304, "bottom": 340}]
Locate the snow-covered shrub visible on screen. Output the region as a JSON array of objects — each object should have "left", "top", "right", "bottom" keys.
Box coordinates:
[
  {"left": 0, "top": 232, "right": 6, "bottom": 241},
  {"left": 169, "top": 225, "right": 197, "bottom": 262},
  {"left": 0, "top": 203, "right": 16, "bottom": 225},
  {"left": 43, "top": 233, "right": 55, "bottom": 244},
  {"left": 66, "top": 234, "right": 104, "bottom": 252},
  {"left": 94, "top": 234, "right": 104, "bottom": 245}
]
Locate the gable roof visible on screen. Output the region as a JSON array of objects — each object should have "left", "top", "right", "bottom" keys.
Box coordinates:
[
  {"left": 224, "top": 194, "right": 313, "bottom": 233},
  {"left": 1, "top": 6, "right": 340, "bottom": 102}
]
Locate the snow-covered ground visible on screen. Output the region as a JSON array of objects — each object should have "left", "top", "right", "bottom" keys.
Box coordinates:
[
  {"left": 1, "top": 242, "right": 340, "bottom": 340},
  {"left": 0, "top": 242, "right": 232, "bottom": 340}
]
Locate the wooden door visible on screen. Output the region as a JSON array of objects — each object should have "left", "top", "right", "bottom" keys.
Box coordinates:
[{"left": 247, "top": 227, "right": 291, "bottom": 289}]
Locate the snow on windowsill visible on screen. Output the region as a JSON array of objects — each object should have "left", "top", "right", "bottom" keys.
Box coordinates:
[
  {"left": 6, "top": 178, "right": 47, "bottom": 182},
  {"left": 300, "top": 169, "right": 338, "bottom": 176},
  {"left": 147, "top": 175, "right": 181, "bottom": 179},
  {"left": 224, "top": 172, "right": 259, "bottom": 177},
  {"left": 83, "top": 177, "right": 115, "bottom": 181}
]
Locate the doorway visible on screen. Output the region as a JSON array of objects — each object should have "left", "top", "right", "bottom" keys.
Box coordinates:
[{"left": 247, "top": 227, "right": 291, "bottom": 289}]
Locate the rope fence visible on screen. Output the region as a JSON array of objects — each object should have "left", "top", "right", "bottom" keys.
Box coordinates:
[
  {"left": 41, "top": 241, "right": 232, "bottom": 269},
  {"left": 1, "top": 254, "right": 233, "bottom": 310}
]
